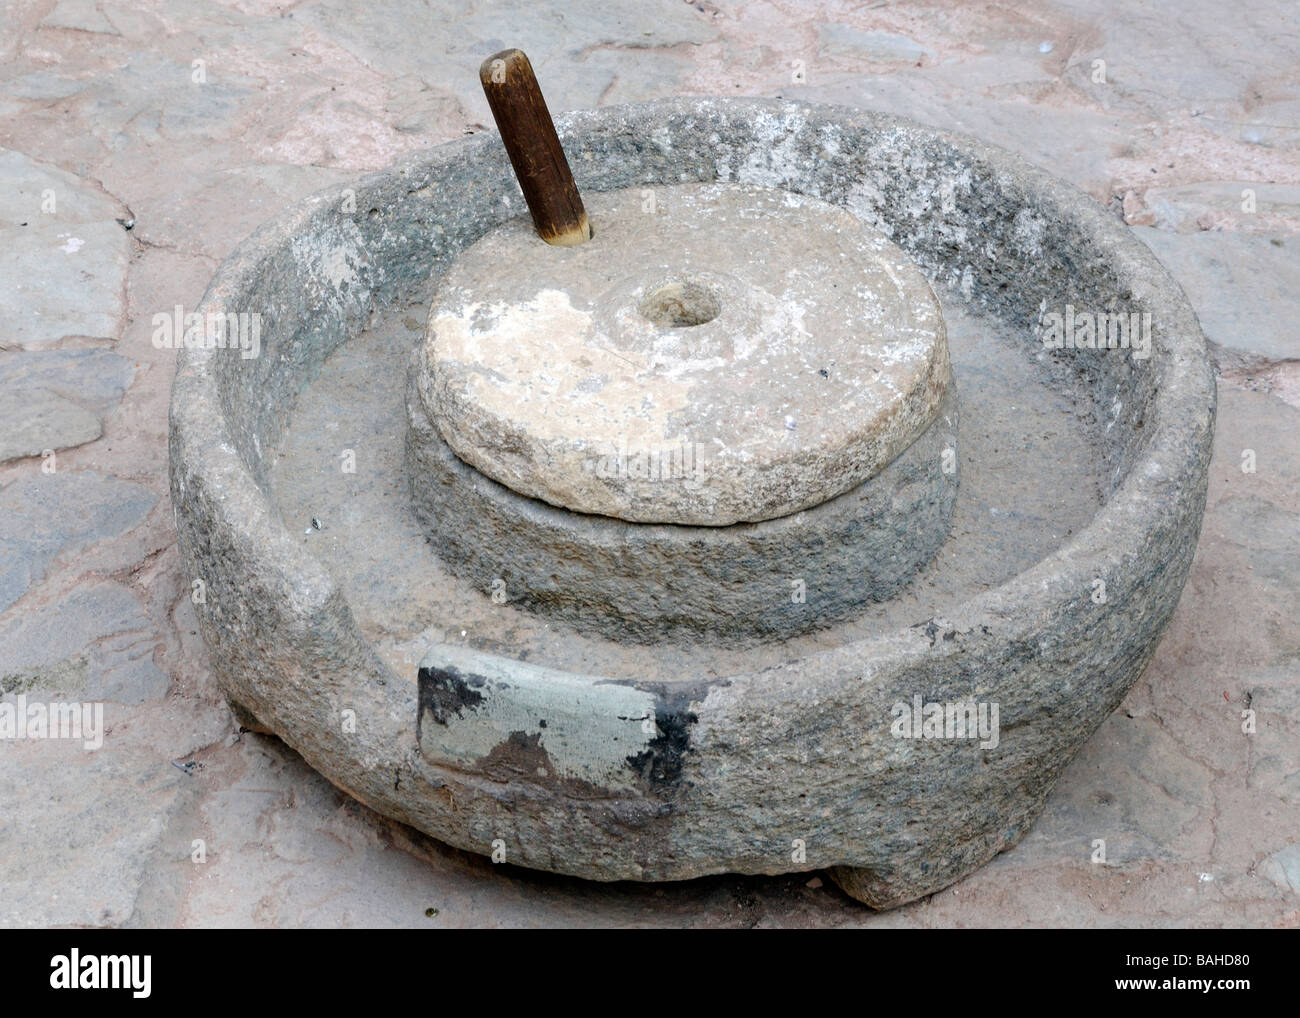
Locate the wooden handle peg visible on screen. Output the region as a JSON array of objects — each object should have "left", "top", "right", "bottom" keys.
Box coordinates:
[{"left": 480, "top": 49, "right": 592, "bottom": 247}]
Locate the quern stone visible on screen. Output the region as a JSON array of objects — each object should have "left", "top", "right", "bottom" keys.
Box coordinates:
[
  {"left": 169, "top": 98, "right": 1215, "bottom": 910},
  {"left": 415, "top": 182, "right": 949, "bottom": 525}
]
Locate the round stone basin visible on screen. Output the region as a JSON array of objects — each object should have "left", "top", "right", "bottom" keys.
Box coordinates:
[{"left": 168, "top": 98, "right": 1215, "bottom": 909}]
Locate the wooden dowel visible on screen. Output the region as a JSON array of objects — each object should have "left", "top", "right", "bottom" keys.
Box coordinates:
[{"left": 480, "top": 48, "right": 591, "bottom": 247}]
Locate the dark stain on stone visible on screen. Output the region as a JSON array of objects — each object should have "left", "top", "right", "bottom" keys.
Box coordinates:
[
  {"left": 625, "top": 690, "right": 698, "bottom": 791},
  {"left": 476, "top": 730, "right": 617, "bottom": 802},
  {"left": 913, "top": 618, "right": 956, "bottom": 647},
  {"left": 417, "top": 664, "right": 485, "bottom": 734},
  {"left": 604, "top": 678, "right": 717, "bottom": 794},
  {"left": 479, "top": 730, "right": 551, "bottom": 780}
]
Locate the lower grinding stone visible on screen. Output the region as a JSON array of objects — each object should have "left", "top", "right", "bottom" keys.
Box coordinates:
[{"left": 406, "top": 362, "right": 958, "bottom": 643}]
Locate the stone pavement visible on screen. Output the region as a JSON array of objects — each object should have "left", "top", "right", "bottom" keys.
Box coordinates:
[{"left": 0, "top": 0, "right": 1296, "bottom": 927}]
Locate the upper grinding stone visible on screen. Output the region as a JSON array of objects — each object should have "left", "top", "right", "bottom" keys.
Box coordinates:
[{"left": 415, "top": 182, "right": 949, "bottom": 526}]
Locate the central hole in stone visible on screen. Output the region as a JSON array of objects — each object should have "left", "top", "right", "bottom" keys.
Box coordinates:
[{"left": 638, "top": 280, "right": 722, "bottom": 328}]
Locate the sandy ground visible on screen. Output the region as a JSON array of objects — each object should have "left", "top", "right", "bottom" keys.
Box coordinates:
[{"left": 0, "top": 0, "right": 1297, "bottom": 927}]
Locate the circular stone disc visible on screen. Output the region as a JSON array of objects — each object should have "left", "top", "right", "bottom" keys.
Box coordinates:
[{"left": 415, "top": 182, "right": 948, "bottom": 525}]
